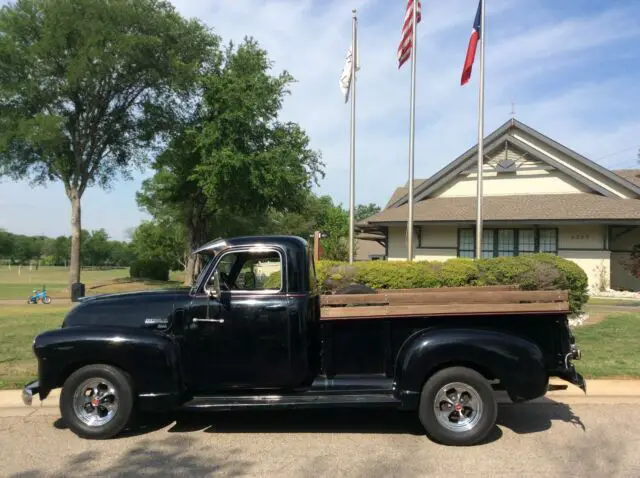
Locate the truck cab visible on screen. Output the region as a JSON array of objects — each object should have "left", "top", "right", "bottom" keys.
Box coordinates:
[
  {"left": 183, "top": 235, "right": 320, "bottom": 392},
  {"left": 23, "top": 235, "right": 584, "bottom": 446}
]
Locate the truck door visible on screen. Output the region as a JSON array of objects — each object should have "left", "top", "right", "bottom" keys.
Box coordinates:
[{"left": 185, "top": 247, "right": 291, "bottom": 393}]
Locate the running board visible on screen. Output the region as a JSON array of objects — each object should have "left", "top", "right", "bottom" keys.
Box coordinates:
[{"left": 182, "top": 392, "right": 401, "bottom": 411}]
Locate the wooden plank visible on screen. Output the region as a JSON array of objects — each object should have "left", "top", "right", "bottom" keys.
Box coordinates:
[
  {"left": 320, "top": 301, "right": 569, "bottom": 320},
  {"left": 385, "top": 290, "right": 567, "bottom": 305},
  {"left": 374, "top": 285, "right": 518, "bottom": 294},
  {"left": 321, "top": 289, "right": 568, "bottom": 307}
]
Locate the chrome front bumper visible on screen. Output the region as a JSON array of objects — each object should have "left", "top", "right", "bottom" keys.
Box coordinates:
[{"left": 22, "top": 380, "right": 40, "bottom": 406}]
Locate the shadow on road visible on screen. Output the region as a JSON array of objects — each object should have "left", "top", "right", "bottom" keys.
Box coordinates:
[
  {"left": 49, "top": 396, "right": 584, "bottom": 443},
  {"left": 10, "top": 435, "right": 251, "bottom": 478},
  {"left": 498, "top": 397, "right": 586, "bottom": 435}
]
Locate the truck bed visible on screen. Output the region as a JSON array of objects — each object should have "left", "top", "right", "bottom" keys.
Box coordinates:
[{"left": 320, "top": 285, "right": 569, "bottom": 320}]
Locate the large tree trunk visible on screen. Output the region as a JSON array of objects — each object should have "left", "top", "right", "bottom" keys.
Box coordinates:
[
  {"left": 184, "top": 222, "right": 199, "bottom": 286},
  {"left": 67, "top": 187, "right": 82, "bottom": 290},
  {"left": 183, "top": 213, "right": 208, "bottom": 286}
]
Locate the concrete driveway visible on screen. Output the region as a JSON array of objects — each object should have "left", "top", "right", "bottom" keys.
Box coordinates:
[{"left": 1, "top": 398, "right": 639, "bottom": 477}]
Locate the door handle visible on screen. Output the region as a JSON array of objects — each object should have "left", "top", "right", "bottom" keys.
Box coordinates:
[
  {"left": 264, "top": 304, "right": 285, "bottom": 311},
  {"left": 193, "top": 318, "right": 225, "bottom": 324}
]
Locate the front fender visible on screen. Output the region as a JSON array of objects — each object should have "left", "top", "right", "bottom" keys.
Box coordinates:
[
  {"left": 394, "top": 327, "right": 548, "bottom": 409},
  {"left": 33, "top": 326, "right": 183, "bottom": 410}
]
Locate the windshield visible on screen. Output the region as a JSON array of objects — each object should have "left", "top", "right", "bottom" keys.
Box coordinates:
[{"left": 190, "top": 253, "right": 215, "bottom": 292}]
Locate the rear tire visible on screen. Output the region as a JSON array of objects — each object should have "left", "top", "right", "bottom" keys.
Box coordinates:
[
  {"left": 419, "top": 367, "right": 496, "bottom": 446},
  {"left": 60, "top": 364, "right": 134, "bottom": 440}
]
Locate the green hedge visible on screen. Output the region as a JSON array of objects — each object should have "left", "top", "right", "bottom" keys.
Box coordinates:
[
  {"left": 315, "top": 254, "right": 588, "bottom": 315},
  {"left": 130, "top": 258, "right": 170, "bottom": 282}
]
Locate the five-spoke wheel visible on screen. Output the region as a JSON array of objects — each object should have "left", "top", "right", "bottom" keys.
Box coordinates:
[
  {"left": 60, "top": 364, "right": 134, "bottom": 439},
  {"left": 419, "top": 367, "right": 497, "bottom": 446}
]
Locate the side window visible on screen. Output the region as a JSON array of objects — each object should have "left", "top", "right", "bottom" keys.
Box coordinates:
[{"left": 209, "top": 250, "right": 283, "bottom": 292}]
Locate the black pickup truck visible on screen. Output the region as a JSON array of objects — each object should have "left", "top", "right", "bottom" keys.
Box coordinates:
[{"left": 22, "top": 235, "right": 585, "bottom": 446}]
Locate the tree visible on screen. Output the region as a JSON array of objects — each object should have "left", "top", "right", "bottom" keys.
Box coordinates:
[
  {"left": 83, "top": 229, "right": 111, "bottom": 267},
  {"left": 355, "top": 203, "right": 381, "bottom": 222},
  {"left": 0, "top": 229, "right": 13, "bottom": 259},
  {"left": 0, "top": 0, "right": 217, "bottom": 287},
  {"left": 130, "top": 219, "right": 185, "bottom": 271},
  {"left": 138, "top": 38, "right": 323, "bottom": 284},
  {"left": 312, "top": 196, "right": 350, "bottom": 261}
]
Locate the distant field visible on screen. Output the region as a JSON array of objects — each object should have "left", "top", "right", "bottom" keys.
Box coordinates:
[{"left": 0, "top": 266, "right": 185, "bottom": 300}]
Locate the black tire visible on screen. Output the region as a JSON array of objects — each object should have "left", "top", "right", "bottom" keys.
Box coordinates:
[
  {"left": 60, "top": 364, "right": 134, "bottom": 439},
  {"left": 418, "top": 366, "right": 497, "bottom": 446}
]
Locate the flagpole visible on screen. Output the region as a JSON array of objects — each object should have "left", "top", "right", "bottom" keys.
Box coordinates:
[
  {"left": 407, "top": 0, "right": 418, "bottom": 261},
  {"left": 348, "top": 9, "right": 357, "bottom": 264},
  {"left": 474, "top": 0, "right": 485, "bottom": 259}
]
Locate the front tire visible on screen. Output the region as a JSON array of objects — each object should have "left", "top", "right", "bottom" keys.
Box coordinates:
[
  {"left": 419, "top": 367, "right": 497, "bottom": 446},
  {"left": 42, "top": 296, "right": 51, "bottom": 304},
  {"left": 60, "top": 364, "right": 134, "bottom": 439}
]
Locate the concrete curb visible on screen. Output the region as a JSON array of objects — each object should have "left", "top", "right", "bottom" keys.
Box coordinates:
[{"left": 2, "top": 380, "right": 640, "bottom": 414}]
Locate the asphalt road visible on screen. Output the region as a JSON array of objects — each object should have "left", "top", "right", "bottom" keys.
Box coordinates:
[{"left": 1, "top": 400, "right": 639, "bottom": 478}]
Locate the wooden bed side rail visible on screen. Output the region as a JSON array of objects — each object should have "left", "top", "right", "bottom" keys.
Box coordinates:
[
  {"left": 320, "top": 301, "right": 570, "bottom": 321},
  {"left": 320, "top": 289, "right": 569, "bottom": 307},
  {"left": 372, "top": 285, "right": 519, "bottom": 294}
]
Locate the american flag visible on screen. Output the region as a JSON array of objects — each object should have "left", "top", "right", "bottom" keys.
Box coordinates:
[{"left": 397, "top": 0, "right": 422, "bottom": 69}]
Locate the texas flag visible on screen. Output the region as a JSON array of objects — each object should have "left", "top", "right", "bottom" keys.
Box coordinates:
[{"left": 461, "top": 1, "right": 481, "bottom": 85}]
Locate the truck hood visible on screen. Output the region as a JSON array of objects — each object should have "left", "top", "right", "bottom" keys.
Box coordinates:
[{"left": 63, "top": 289, "right": 192, "bottom": 329}]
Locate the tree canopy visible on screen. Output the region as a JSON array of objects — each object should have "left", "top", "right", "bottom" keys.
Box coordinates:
[
  {"left": 137, "top": 38, "right": 324, "bottom": 283},
  {"left": 0, "top": 0, "right": 217, "bottom": 285}
]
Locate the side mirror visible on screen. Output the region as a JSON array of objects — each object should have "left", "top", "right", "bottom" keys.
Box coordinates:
[{"left": 205, "top": 269, "right": 221, "bottom": 299}]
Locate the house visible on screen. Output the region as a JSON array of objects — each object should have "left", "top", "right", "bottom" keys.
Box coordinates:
[
  {"left": 355, "top": 236, "right": 385, "bottom": 261},
  {"left": 357, "top": 118, "right": 640, "bottom": 292}
]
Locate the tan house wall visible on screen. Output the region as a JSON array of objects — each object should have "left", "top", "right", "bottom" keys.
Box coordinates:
[
  {"left": 387, "top": 224, "right": 617, "bottom": 291},
  {"left": 434, "top": 169, "right": 589, "bottom": 198}
]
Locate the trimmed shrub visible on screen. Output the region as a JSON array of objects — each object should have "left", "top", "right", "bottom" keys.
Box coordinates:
[
  {"left": 438, "top": 258, "right": 479, "bottom": 287},
  {"left": 315, "top": 254, "right": 589, "bottom": 315},
  {"left": 264, "top": 270, "right": 282, "bottom": 289},
  {"left": 130, "top": 258, "right": 170, "bottom": 282}
]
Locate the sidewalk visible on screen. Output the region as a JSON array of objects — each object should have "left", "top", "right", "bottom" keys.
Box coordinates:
[{"left": 1, "top": 379, "right": 640, "bottom": 417}]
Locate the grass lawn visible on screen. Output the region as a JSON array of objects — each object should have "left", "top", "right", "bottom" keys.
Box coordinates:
[
  {"left": 0, "top": 304, "right": 68, "bottom": 389},
  {"left": 0, "top": 266, "right": 185, "bottom": 299},
  {"left": 0, "top": 300, "right": 638, "bottom": 390},
  {"left": 587, "top": 297, "right": 640, "bottom": 307},
  {"left": 573, "top": 313, "right": 640, "bottom": 379}
]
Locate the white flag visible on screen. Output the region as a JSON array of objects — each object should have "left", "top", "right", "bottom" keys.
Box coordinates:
[{"left": 339, "top": 44, "right": 359, "bottom": 103}]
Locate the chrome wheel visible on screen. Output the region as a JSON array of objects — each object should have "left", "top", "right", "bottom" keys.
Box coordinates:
[
  {"left": 433, "top": 382, "right": 483, "bottom": 433},
  {"left": 72, "top": 378, "right": 119, "bottom": 427}
]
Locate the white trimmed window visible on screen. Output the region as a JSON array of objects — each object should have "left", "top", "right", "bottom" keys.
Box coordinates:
[{"left": 457, "top": 228, "right": 557, "bottom": 258}]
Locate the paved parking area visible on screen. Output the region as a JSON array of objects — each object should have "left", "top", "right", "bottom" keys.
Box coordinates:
[{"left": 1, "top": 400, "right": 639, "bottom": 477}]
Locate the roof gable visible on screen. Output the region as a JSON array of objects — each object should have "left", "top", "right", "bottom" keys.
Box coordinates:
[{"left": 388, "top": 119, "right": 640, "bottom": 208}]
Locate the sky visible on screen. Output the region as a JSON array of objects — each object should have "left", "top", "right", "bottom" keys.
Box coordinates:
[{"left": 1, "top": 0, "right": 639, "bottom": 240}]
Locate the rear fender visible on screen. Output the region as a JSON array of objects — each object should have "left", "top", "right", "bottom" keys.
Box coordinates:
[
  {"left": 393, "top": 327, "right": 548, "bottom": 409},
  {"left": 33, "top": 326, "right": 183, "bottom": 410}
]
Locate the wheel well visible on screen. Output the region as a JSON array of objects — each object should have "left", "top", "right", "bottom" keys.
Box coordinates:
[
  {"left": 423, "top": 361, "right": 496, "bottom": 387},
  {"left": 57, "top": 361, "right": 131, "bottom": 389}
]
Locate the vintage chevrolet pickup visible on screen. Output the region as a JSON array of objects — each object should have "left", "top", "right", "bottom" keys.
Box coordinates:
[{"left": 22, "top": 235, "right": 585, "bottom": 446}]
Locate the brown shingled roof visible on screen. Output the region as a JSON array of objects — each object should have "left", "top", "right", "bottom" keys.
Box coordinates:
[
  {"left": 364, "top": 194, "right": 640, "bottom": 224},
  {"left": 384, "top": 180, "right": 426, "bottom": 208},
  {"left": 614, "top": 169, "right": 640, "bottom": 187}
]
